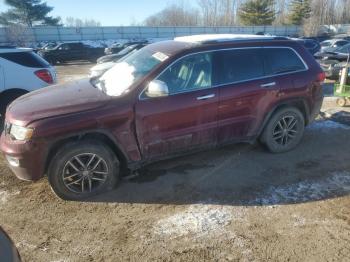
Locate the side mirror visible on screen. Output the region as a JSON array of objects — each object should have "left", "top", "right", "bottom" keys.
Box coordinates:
[{"left": 146, "top": 80, "right": 169, "bottom": 98}]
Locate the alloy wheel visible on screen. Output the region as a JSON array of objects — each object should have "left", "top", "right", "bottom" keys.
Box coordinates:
[
  {"left": 272, "top": 115, "right": 299, "bottom": 146},
  {"left": 62, "top": 153, "right": 109, "bottom": 194}
]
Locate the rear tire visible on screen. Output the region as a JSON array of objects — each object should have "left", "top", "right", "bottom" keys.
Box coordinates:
[
  {"left": 261, "top": 107, "right": 305, "bottom": 153},
  {"left": 48, "top": 141, "right": 120, "bottom": 201}
]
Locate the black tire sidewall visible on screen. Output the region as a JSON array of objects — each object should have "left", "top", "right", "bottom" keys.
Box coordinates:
[
  {"left": 262, "top": 108, "right": 305, "bottom": 153},
  {"left": 48, "top": 141, "right": 120, "bottom": 201}
]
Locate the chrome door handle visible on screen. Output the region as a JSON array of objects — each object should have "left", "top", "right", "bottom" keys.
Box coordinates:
[
  {"left": 197, "top": 94, "right": 215, "bottom": 100},
  {"left": 260, "top": 82, "right": 276, "bottom": 88}
]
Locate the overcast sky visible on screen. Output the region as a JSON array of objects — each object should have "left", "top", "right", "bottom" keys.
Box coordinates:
[{"left": 0, "top": 0, "right": 198, "bottom": 26}]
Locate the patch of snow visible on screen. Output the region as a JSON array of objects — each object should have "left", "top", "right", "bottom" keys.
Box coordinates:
[
  {"left": 154, "top": 204, "right": 245, "bottom": 238},
  {"left": 251, "top": 172, "right": 350, "bottom": 205},
  {"left": 16, "top": 240, "right": 37, "bottom": 250},
  {"left": 307, "top": 120, "right": 350, "bottom": 131},
  {"left": 0, "top": 189, "right": 9, "bottom": 204},
  {"left": 21, "top": 38, "right": 169, "bottom": 49},
  {"left": 0, "top": 189, "right": 20, "bottom": 205}
]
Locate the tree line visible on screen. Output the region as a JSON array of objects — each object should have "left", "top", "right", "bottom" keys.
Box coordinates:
[
  {"left": 1, "top": 0, "right": 350, "bottom": 35},
  {"left": 144, "top": 0, "right": 350, "bottom": 30}
]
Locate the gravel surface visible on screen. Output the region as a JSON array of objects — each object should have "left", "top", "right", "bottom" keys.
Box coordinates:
[{"left": 0, "top": 63, "right": 349, "bottom": 262}]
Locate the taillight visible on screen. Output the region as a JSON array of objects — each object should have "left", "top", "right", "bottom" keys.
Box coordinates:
[
  {"left": 317, "top": 71, "right": 326, "bottom": 82},
  {"left": 35, "top": 69, "right": 53, "bottom": 84}
]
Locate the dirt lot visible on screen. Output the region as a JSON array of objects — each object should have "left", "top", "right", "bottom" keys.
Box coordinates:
[{"left": 0, "top": 63, "right": 349, "bottom": 262}]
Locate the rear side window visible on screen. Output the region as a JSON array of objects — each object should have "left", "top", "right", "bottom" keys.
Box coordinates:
[
  {"left": 264, "top": 48, "right": 306, "bottom": 75},
  {"left": 216, "top": 48, "right": 264, "bottom": 85},
  {"left": 0, "top": 51, "right": 50, "bottom": 68}
]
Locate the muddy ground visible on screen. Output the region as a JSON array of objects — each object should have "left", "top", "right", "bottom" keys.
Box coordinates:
[{"left": 0, "top": 62, "right": 349, "bottom": 262}]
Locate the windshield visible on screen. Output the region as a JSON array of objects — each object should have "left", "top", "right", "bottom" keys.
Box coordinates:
[
  {"left": 117, "top": 44, "right": 137, "bottom": 56},
  {"left": 93, "top": 48, "right": 169, "bottom": 96}
]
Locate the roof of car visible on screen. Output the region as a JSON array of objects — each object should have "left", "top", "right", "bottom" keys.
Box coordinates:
[
  {"left": 145, "top": 34, "right": 299, "bottom": 59},
  {"left": 0, "top": 47, "right": 33, "bottom": 53},
  {"left": 174, "top": 34, "right": 287, "bottom": 44}
]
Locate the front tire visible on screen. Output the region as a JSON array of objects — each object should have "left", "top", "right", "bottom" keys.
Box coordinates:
[
  {"left": 48, "top": 141, "right": 120, "bottom": 201},
  {"left": 261, "top": 107, "right": 305, "bottom": 153}
]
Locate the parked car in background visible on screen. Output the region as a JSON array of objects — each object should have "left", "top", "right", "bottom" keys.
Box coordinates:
[
  {"left": 0, "top": 47, "right": 56, "bottom": 116},
  {"left": 104, "top": 40, "right": 148, "bottom": 55},
  {"left": 1, "top": 35, "right": 324, "bottom": 200},
  {"left": 315, "top": 43, "right": 350, "bottom": 79},
  {"left": 90, "top": 43, "right": 148, "bottom": 77},
  {"left": 333, "top": 34, "right": 350, "bottom": 41},
  {"left": 293, "top": 38, "right": 321, "bottom": 55},
  {"left": 97, "top": 43, "right": 147, "bottom": 64},
  {"left": 300, "top": 35, "right": 331, "bottom": 43},
  {"left": 320, "top": 39, "right": 349, "bottom": 52},
  {"left": 38, "top": 42, "right": 105, "bottom": 64}
]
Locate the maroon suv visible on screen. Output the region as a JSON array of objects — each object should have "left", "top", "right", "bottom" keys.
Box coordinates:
[{"left": 0, "top": 35, "right": 325, "bottom": 200}]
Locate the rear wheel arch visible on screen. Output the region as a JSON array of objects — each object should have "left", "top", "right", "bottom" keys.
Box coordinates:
[
  {"left": 45, "top": 131, "right": 129, "bottom": 176},
  {"left": 259, "top": 99, "right": 310, "bottom": 137}
]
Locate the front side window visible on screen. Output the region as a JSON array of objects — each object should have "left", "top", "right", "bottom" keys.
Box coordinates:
[
  {"left": 157, "top": 52, "right": 212, "bottom": 94},
  {"left": 264, "top": 48, "right": 306, "bottom": 75},
  {"left": 216, "top": 48, "right": 264, "bottom": 85}
]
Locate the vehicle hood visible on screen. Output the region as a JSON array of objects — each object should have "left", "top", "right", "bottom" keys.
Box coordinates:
[
  {"left": 90, "top": 62, "right": 116, "bottom": 78},
  {"left": 91, "top": 61, "right": 116, "bottom": 72},
  {"left": 7, "top": 79, "right": 112, "bottom": 126},
  {"left": 97, "top": 54, "right": 122, "bottom": 64}
]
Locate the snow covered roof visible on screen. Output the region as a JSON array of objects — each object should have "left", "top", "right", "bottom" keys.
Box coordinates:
[{"left": 174, "top": 34, "right": 280, "bottom": 44}]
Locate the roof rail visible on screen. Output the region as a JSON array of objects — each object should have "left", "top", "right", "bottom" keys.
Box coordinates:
[
  {"left": 202, "top": 36, "right": 289, "bottom": 44},
  {"left": 174, "top": 34, "right": 290, "bottom": 44}
]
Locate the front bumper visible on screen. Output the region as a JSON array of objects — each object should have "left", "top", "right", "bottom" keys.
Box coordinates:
[{"left": 0, "top": 133, "right": 47, "bottom": 181}]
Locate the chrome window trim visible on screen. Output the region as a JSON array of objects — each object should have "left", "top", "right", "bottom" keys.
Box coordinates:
[{"left": 139, "top": 46, "right": 309, "bottom": 101}]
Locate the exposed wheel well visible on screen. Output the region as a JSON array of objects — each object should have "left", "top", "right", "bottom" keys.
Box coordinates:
[
  {"left": 45, "top": 132, "right": 129, "bottom": 176},
  {"left": 0, "top": 89, "right": 28, "bottom": 114},
  {"left": 259, "top": 99, "right": 309, "bottom": 138},
  {"left": 273, "top": 100, "right": 309, "bottom": 125}
]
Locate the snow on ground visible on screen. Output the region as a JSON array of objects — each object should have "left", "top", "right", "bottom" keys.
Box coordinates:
[
  {"left": 154, "top": 204, "right": 246, "bottom": 239},
  {"left": 0, "top": 189, "right": 20, "bottom": 205},
  {"left": 251, "top": 172, "right": 350, "bottom": 205},
  {"left": 0, "top": 189, "right": 9, "bottom": 204},
  {"left": 307, "top": 120, "right": 350, "bottom": 131},
  {"left": 23, "top": 38, "right": 170, "bottom": 49}
]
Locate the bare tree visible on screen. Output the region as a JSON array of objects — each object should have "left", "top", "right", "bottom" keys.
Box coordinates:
[
  {"left": 5, "top": 24, "right": 35, "bottom": 46},
  {"left": 144, "top": 3, "right": 200, "bottom": 26},
  {"left": 65, "top": 17, "right": 101, "bottom": 27}
]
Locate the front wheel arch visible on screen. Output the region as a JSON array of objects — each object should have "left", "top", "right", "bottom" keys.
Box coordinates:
[
  {"left": 0, "top": 89, "right": 28, "bottom": 116},
  {"left": 44, "top": 132, "right": 129, "bottom": 177}
]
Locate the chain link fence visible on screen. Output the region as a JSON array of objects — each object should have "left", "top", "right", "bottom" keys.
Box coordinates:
[{"left": 0, "top": 25, "right": 302, "bottom": 46}]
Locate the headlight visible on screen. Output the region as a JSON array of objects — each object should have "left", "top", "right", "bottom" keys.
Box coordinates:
[{"left": 10, "top": 125, "right": 33, "bottom": 141}]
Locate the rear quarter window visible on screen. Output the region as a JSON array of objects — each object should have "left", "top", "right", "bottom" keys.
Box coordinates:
[
  {"left": 0, "top": 51, "right": 50, "bottom": 68},
  {"left": 216, "top": 48, "right": 265, "bottom": 85},
  {"left": 264, "top": 48, "right": 306, "bottom": 75}
]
